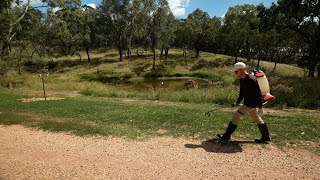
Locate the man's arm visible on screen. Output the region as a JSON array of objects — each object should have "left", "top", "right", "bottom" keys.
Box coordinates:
[{"left": 235, "top": 80, "right": 243, "bottom": 105}]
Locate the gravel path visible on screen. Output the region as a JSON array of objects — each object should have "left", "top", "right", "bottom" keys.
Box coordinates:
[{"left": 0, "top": 125, "right": 319, "bottom": 180}]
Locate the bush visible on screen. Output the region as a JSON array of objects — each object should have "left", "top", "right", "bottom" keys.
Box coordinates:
[
  {"left": 132, "top": 63, "right": 151, "bottom": 76},
  {"left": 272, "top": 84, "right": 295, "bottom": 107},
  {"left": 23, "top": 59, "right": 47, "bottom": 73},
  {"left": 0, "top": 63, "right": 9, "bottom": 76},
  {"left": 270, "top": 76, "right": 320, "bottom": 109},
  {"left": 191, "top": 58, "right": 234, "bottom": 70},
  {"left": 143, "top": 64, "right": 167, "bottom": 79},
  {"left": 80, "top": 71, "right": 133, "bottom": 84}
]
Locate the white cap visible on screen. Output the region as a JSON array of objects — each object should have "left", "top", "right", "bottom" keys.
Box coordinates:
[{"left": 233, "top": 62, "right": 246, "bottom": 71}]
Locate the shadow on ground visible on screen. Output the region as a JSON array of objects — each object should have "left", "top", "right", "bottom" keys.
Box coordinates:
[{"left": 185, "top": 138, "right": 256, "bottom": 153}]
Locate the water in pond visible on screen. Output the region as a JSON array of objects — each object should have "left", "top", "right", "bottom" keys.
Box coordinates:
[{"left": 119, "top": 78, "right": 212, "bottom": 91}]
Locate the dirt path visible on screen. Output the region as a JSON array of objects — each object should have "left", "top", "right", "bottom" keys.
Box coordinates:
[{"left": 0, "top": 125, "right": 319, "bottom": 180}]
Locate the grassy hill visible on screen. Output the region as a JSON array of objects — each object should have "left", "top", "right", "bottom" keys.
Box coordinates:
[
  {"left": 0, "top": 48, "right": 318, "bottom": 109},
  {"left": 0, "top": 48, "right": 319, "bottom": 152}
]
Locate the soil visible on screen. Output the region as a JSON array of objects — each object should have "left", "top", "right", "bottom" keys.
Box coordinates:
[{"left": 1, "top": 125, "right": 319, "bottom": 179}]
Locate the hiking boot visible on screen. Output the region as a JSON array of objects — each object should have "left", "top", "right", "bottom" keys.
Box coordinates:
[
  {"left": 217, "top": 121, "right": 237, "bottom": 141},
  {"left": 255, "top": 123, "right": 271, "bottom": 144}
]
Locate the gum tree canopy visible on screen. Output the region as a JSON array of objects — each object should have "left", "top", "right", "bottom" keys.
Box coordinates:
[{"left": 275, "top": 0, "right": 320, "bottom": 77}]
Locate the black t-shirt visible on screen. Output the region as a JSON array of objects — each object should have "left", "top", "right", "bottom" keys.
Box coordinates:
[{"left": 236, "top": 74, "right": 263, "bottom": 108}]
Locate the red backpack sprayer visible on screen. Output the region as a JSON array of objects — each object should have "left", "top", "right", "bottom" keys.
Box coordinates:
[{"left": 252, "top": 69, "right": 275, "bottom": 104}]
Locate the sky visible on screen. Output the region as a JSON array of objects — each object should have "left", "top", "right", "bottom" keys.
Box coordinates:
[
  {"left": 81, "top": 0, "right": 278, "bottom": 18},
  {"left": 29, "top": 0, "right": 278, "bottom": 18}
]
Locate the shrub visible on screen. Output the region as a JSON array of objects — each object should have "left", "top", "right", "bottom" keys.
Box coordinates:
[
  {"left": 80, "top": 71, "right": 133, "bottom": 84},
  {"left": 132, "top": 63, "right": 151, "bottom": 76},
  {"left": 143, "top": 64, "right": 167, "bottom": 79},
  {"left": 191, "top": 59, "right": 207, "bottom": 70},
  {"left": 23, "top": 59, "right": 48, "bottom": 73},
  {"left": 272, "top": 84, "right": 295, "bottom": 107},
  {"left": 191, "top": 58, "right": 234, "bottom": 71}
]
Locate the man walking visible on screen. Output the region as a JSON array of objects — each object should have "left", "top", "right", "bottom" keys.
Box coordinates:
[{"left": 217, "top": 62, "right": 271, "bottom": 143}]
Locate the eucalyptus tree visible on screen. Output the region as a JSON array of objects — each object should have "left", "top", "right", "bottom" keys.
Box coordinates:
[
  {"left": 38, "top": 0, "right": 88, "bottom": 61},
  {"left": 174, "top": 19, "right": 192, "bottom": 60},
  {"left": 186, "top": 9, "right": 211, "bottom": 58},
  {"left": 274, "top": 0, "right": 320, "bottom": 77},
  {"left": 0, "top": 0, "right": 31, "bottom": 57},
  {"left": 254, "top": 3, "right": 276, "bottom": 67},
  {"left": 78, "top": 6, "right": 99, "bottom": 62},
  {"left": 128, "top": 0, "right": 148, "bottom": 55},
  {"left": 205, "top": 16, "right": 222, "bottom": 54},
  {"left": 222, "top": 4, "right": 259, "bottom": 62},
  {"left": 12, "top": 7, "right": 44, "bottom": 73},
  {"left": 159, "top": 12, "right": 176, "bottom": 60},
  {"left": 142, "top": 0, "right": 174, "bottom": 69},
  {"left": 125, "top": 0, "right": 142, "bottom": 58},
  {"left": 99, "top": 0, "right": 130, "bottom": 62}
]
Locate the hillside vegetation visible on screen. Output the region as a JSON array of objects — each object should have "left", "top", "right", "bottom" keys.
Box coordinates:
[
  {"left": 0, "top": 48, "right": 319, "bottom": 109},
  {"left": 0, "top": 49, "right": 319, "bottom": 153}
]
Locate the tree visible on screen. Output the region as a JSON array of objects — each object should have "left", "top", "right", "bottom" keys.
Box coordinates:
[
  {"left": 159, "top": 12, "right": 176, "bottom": 60},
  {"left": 78, "top": 6, "right": 99, "bottom": 62},
  {"left": 0, "top": 0, "right": 31, "bottom": 57},
  {"left": 275, "top": 0, "right": 320, "bottom": 77},
  {"left": 222, "top": 4, "right": 259, "bottom": 63},
  {"left": 12, "top": 7, "right": 44, "bottom": 73},
  {"left": 99, "top": 0, "right": 130, "bottom": 62},
  {"left": 141, "top": 0, "right": 174, "bottom": 69},
  {"left": 174, "top": 19, "right": 192, "bottom": 61},
  {"left": 186, "top": 9, "right": 212, "bottom": 58},
  {"left": 204, "top": 16, "right": 222, "bottom": 54}
]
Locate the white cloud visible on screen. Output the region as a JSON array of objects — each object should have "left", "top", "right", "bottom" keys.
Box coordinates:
[
  {"left": 30, "top": 0, "right": 42, "bottom": 5},
  {"left": 12, "top": 0, "right": 42, "bottom": 6},
  {"left": 25, "top": 0, "right": 42, "bottom": 6},
  {"left": 168, "top": 0, "right": 190, "bottom": 17},
  {"left": 86, "top": 3, "right": 97, "bottom": 9},
  {"left": 52, "top": 7, "right": 61, "bottom": 13}
]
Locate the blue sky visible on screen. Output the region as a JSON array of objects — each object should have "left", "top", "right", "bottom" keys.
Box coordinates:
[
  {"left": 184, "top": 0, "right": 277, "bottom": 18},
  {"left": 30, "top": 0, "right": 277, "bottom": 18},
  {"left": 81, "top": 0, "right": 277, "bottom": 18}
]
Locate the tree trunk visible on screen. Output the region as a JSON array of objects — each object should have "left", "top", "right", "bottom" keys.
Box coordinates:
[
  {"left": 127, "top": 47, "right": 131, "bottom": 59},
  {"left": 86, "top": 47, "right": 90, "bottom": 62},
  {"left": 317, "top": 65, "right": 320, "bottom": 79},
  {"left": 160, "top": 48, "right": 164, "bottom": 60},
  {"left": 165, "top": 48, "right": 169, "bottom": 60},
  {"left": 195, "top": 49, "right": 200, "bottom": 58},
  {"left": 128, "top": 37, "right": 131, "bottom": 60},
  {"left": 18, "top": 58, "right": 22, "bottom": 75},
  {"left": 47, "top": 49, "right": 53, "bottom": 62},
  {"left": 234, "top": 50, "right": 239, "bottom": 63},
  {"left": 183, "top": 48, "right": 187, "bottom": 65},
  {"left": 1, "top": 41, "right": 10, "bottom": 56},
  {"left": 256, "top": 49, "right": 262, "bottom": 68},
  {"left": 152, "top": 48, "right": 156, "bottom": 70},
  {"left": 308, "top": 64, "right": 315, "bottom": 77},
  {"left": 118, "top": 47, "right": 123, "bottom": 62},
  {"left": 245, "top": 39, "right": 251, "bottom": 62},
  {"left": 31, "top": 44, "right": 42, "bottom": 58},
  {"left": 273, "top": 61, "right": 277, "bottom": 72}
]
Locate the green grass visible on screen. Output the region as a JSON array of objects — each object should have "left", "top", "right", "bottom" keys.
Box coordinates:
[
  {"left": 2, "top": 48, "right": 319, "bottom": 109},
  {"left": 0, "top": 87, "right": 319, "bottom": 152},
  {"left": 1, "top": 48, "right": 320, "bottom": 154}
]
